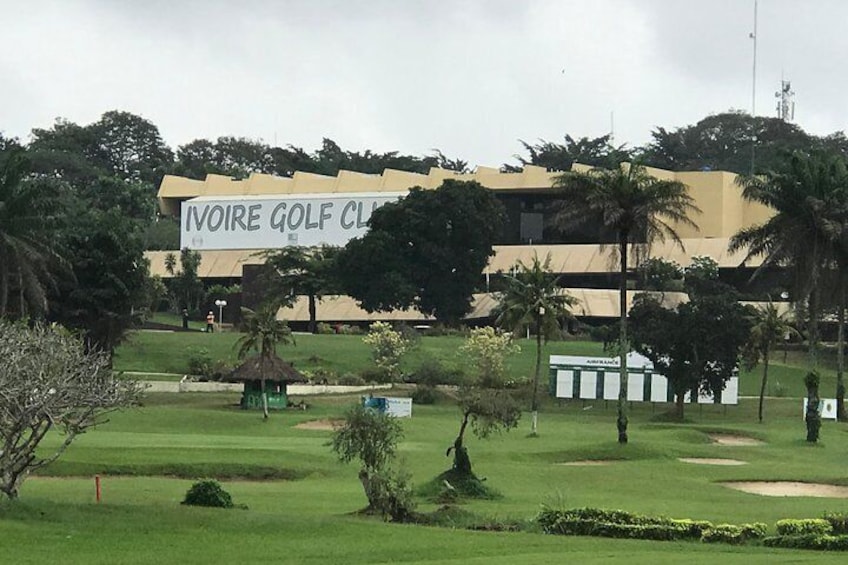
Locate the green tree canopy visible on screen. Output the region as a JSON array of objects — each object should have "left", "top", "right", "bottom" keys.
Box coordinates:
[
  {"left": 629, "top": 288, "right": 753, "bottom": 420},
  {"left": 337, "top": 179, "right": 505, "bottom": 324}
]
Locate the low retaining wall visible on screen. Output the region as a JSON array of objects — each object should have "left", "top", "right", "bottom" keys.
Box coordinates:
[{"left": 142, "top": 380, "right": 392, "bottom": 395}]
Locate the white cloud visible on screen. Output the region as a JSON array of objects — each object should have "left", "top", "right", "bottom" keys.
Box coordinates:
[{"left": 2, "top": 0, "right": 847, "bottom": 167}]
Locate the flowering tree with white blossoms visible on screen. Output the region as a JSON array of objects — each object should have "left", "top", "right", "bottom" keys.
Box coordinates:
[{"left": 362, "top": 321, "right": 409, "bottom": 381}]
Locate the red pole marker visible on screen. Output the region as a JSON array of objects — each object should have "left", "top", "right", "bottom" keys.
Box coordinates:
[{"left": 95, "top": 474, "right": 101, "bottom": 503}]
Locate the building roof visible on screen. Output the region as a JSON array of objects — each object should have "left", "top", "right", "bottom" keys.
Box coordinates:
[{"left": 228, "top": 354, "right": 307, "bottom": 383}]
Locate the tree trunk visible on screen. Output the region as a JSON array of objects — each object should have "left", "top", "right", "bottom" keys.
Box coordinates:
[
  {"left": 808, "top": 285, "right": 820, "bottom": 368},
  {"left": 758, "top": 350, "right": 769, "bottom": 423},
  {"left": 308, "top": 294, "right": 317, "bottom": 334},
  {"left": 675, "top": 391, "right": 685, "bottom": 421},
  {"left": 617, "top": 236, "right": 629, "bottom": 444},
  {"left": 0, "top": 261, "right": 8, "bottom": 318},
  {"left": 1, "top": 472, "right": 24, "bottom": 500},
  {"left": 358, "top": 469, "right": 377, "bottom": 511},
  {"left": 838, "top": 275, "right": 847, "bottom": 421},
  {"left": 261, "top": 377, "right": 269, "bottom": 420},
  {"left": 448, "top": 412, "right": 472, "bottom": 474},
  {"left": 530, "top": 315, "right": 542, "bottom": 436}
]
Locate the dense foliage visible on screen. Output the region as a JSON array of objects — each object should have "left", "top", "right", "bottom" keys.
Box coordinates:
[{"left": 336, "top": 179, "right": 505, "bottom": 323}]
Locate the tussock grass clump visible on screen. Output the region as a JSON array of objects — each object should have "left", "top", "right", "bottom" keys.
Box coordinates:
[{"left": 418, "top": 468, "right": 501, "bottom": 502}]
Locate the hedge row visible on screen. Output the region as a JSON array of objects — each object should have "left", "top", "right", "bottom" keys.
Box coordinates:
[
  {"left": 764, "top": 534, "right": 848, "bottom": 551},
  {"left": 538, "top": 507, "right": 765, "bottom": 545},
  {"left": 776, "top": 518, "right": 832, "bottom": 536}
]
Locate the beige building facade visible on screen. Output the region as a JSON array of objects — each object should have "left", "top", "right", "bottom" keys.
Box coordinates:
[{"left": 152, "top": 164, "right": 773, "bottom": 321}]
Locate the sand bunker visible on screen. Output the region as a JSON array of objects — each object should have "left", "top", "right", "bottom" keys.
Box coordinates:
[
  {"left": 678, "top": 458, "right": 747, "bottom": 466},
  {"left": 723, "top": 481, "right": 848, "bottom": 498},
  {"left": 559, "top": 460, "right": 615, "bottom": 466},
  {"left": 294, "top": 419, "right": 343, "bottom": 431},
  {"left": 708, "top": 434, "right": 764, "bottom": 446}
]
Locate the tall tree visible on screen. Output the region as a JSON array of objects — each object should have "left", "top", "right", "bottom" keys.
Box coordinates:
[
  {"left": 551, "top": 163, "right": 698, "bottom": 443},
  {"left": 0, "top": 151, "right": 65, "bottom": 319},
  {"left": 743, "top": 301, "right": 799, "bottom": 422},
  {"left": 640, "top": 111, "right": 817, "bottom": 174},
  {"left": 494, "top": 254, "right": 576, "bottom": 435},
  {"left": 235, "top": 303, "right": 294, "bottom": 419},
  {"left": 504, "top": 134, "right": 632, "bottom": 173},
  {"left": 164, "top": 248, "right": 205, "bottom": 313},
  {"left": 629, "top": 289, "right": 752, "bottom": 420},
  {"left": 259, "top": 245, "right": 340, "bottom": 333},
  {"left": 88, "top": 110, "right": 174, "bottom": 185},
  {"left": 49, "top": 207, "right": 150, "bottom": 356},
  {"left": 337, "top": 179, "right": 505, "bottom": 324},
  {"left": 729, "top": 151, "right": 847, "bottom": 368}
]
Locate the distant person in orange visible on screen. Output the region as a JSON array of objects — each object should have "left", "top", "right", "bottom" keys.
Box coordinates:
[{"left": 206, "top": 311, "right": 215, "bottom": 333}]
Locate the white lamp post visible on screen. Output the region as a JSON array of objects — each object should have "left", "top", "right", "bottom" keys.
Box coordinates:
[{"left": 214, "top": 299, "right": 227, "bottom": 328}]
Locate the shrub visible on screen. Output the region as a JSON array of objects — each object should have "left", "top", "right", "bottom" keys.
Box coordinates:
[
  {"left": 824, "top": 511, "right": 848, "bottom": 535},
  {"left": 187, "top": 347, "right": 212, "bottom": 377},
  {"left": 407, "top": 359, "right": 465, "bottom": 387},
  {"left": 741, "top": 522, "right": 769, "bottom": 539},
  {"left": 763, "top": 534, "right": 848, "bottom": 551},
  {"left": 316, "top": 322, "right": 336, "bottom": 334},
  {"left": 337, "top": 373, "right": 366, "bottom": 386},
  {"left": 365, "top": 467, "right": 417, "bottom": 522},
  {"left": 459, "top": 327, "right": 519, "bottom": 388},
  {"left": 701, "top": 523, "right": 767, "bottom": 544},
  {"left": 363, "top": 322, "right": 409, "bottom": 381},
  {"left": 182, "top": 479, "right": 234, "bottom": 508},
  {"left": 776, "top": 518, "right": 832, "bottom": 536},
  {"left": 411, "top": 386, "right": 438, "bottom": 405},
  {"left": 360, "top": 367, "right": 392, "bottom": 384}
]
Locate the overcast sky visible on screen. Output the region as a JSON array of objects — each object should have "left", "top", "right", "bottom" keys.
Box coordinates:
[{"left": 2, "top": 0, "right": 846, "bottom": 167}]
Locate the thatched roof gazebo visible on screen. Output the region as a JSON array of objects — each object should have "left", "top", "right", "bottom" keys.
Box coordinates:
[{"left": 228, "top": 354, "right": 307, "bottom": 411}]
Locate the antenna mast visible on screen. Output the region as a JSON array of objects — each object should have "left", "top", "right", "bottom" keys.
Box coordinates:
[
  {"left": 775, "top": 78, "right": 795, "bottom": 121},
  {"left": 749, "top": 0, "right": 758, "bottom": 174}
]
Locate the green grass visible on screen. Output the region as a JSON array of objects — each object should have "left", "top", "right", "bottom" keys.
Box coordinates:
[
  {"left": 4, "top": 387, "right": 848, "bottom": 563},
  {"left": 114, "top": 328, "right": 841, "bottom": 400}
]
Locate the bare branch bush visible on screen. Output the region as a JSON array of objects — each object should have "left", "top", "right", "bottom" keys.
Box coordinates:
[{"left": 0, "top": 322, "right": 145, "bottom": 499}]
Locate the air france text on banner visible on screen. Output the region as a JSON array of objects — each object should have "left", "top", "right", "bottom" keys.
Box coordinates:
[{"left": 180, "top": 192, "right": 406, "bottom": 250}]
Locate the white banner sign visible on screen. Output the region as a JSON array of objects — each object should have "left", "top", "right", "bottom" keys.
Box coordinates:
[{"left": 180, "top": 192, "right": 405, "bottom": 250}]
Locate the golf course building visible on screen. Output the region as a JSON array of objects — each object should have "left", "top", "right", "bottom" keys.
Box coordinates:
[{"left": 149, "top": 163, "right": 773, "bottom": 323}]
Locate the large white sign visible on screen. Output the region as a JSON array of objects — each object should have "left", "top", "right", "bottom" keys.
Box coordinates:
[{"left": 180, "top": 192, "right": 406, "bottom": 250}]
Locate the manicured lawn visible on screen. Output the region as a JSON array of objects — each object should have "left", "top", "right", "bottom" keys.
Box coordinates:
[
  {"left": 3, "top": 388, "right": 848, "bottom": 563},
  {"left": 114, "top": 328, "right": 841, "bottom": 400}
]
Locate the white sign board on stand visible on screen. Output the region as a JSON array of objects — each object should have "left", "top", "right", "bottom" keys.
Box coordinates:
[{"left": 549, "top": 353, "right": 738, "bottom": 405}]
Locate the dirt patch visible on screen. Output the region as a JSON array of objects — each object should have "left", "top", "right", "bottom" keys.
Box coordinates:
[
  {"left": 294, "top": 419, "right": 343, "bottom": 431},
  {"left": 558, "top": 460, "right": 616, "bottom": 466},
  {"left": 678, "top": 458, "right": 747, "bottom": 466},
  {"left": 708, "top": 434, "right": 764, "bottom": 446},
  {"left": 723, "top": 481, "right": 848, "bottom": 498}
]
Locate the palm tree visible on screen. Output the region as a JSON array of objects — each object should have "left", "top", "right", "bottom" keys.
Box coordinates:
[
  {"left": 744, "top": 300, "right": 799, "bottom": 422},
  {"left": 730, "top": 152, "right": 848, "bottom": 369},
  {"left": 552, "top": 162, "right": 698, "bottom": 443},
  {"left": 495, "top": 254, "right": 577, "bottom": 435},
  {"left": 236, "top": 303, "right": 294, "bottom": 419},
  {"left": 0, "top": 150, "right": 63, "bottom": 319}
]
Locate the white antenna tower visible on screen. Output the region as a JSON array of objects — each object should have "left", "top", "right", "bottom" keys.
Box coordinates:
[{"left": 775, "top": 78, "right": 795, "bottom": 121}]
